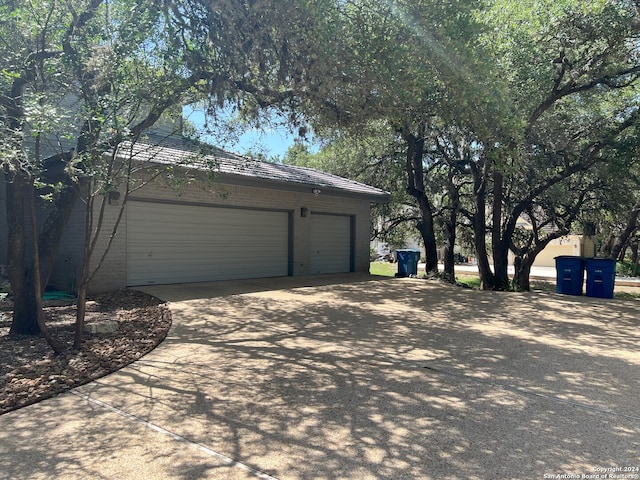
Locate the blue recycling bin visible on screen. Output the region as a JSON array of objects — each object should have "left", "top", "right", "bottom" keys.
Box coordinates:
[
  {"left": 585, "top": 258, "right": 616, "bottom": 299},
  {"left": 555, "top": 256, "right": 584, "bottom": 295},
  {"left": 396, "top": 249, "right": 421, "bottom": 277}
]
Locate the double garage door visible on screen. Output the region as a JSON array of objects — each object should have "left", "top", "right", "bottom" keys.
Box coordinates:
[
  {"left": 126, "top": 203, "right": 354, "bottom": 286},
  {"left": 126, "top": 201, "right": 290, "bottom": 286}
]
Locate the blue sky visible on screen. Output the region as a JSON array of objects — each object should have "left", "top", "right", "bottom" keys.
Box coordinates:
[{"left": 183, "top": 106, "right": 305, "bottom": 159}]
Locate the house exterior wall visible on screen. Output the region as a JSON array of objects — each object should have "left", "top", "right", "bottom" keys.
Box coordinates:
[
  {"left": 507, "top": 234, "right": 590, "bottom": 268},
  {"left": 79, "top": 174, "right": 373, "bottom": 292},
  {"left": 85, "top": 194, "right": 129, "bottom": 292},
  {"left": 533, "top": 236, "right": 582, "bottom": 267},
  {"left": 49, "top": 193, "right": 126, "bottom": 292},
  {"left": 532, "top": 235, "right": 596, "bottom": 267},
  {"left": 47, "top": 199, "right": 88, "bottom": 293}
]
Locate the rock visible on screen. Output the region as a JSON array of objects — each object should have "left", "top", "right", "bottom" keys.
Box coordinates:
[{"left": 84, "top": 320, "right": 119, "bottom": 334}]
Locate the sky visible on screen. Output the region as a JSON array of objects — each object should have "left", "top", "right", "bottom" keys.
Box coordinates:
[{"left": 183, "top": 106, "right": 305, "bottom": 160}]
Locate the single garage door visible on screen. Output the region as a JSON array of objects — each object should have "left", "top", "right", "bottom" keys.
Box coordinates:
[
  {"left": 127, "top": 201, "right": 290, "bottom": 286},
  {"left": 310, "top": 213, "right": 353, "bottom": 274}
]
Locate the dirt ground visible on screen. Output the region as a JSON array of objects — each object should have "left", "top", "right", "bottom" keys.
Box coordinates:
[{"left": 0, "top": 290, "right": 171, "bottom": 415}]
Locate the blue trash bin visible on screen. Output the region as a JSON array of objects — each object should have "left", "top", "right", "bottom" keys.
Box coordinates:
[
  {"left": 555, "top": 256, "right": 584, "bottom": 295},
  {"left": 584, "top": 258, "right": 616, "bottom": 299},
  {"left": 396, "top": 249, "right": 421, "bottom": 277}
]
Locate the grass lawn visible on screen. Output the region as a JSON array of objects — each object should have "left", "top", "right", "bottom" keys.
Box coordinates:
[
  {"left": 368, "top": 262, "right": 639, "bottom": 298},
  {"left": 369, "top": 261, "right": 397, "bottom": 277},
  {"left": 370, "top": 262, "right": 484, "bottom": 286},
  {"left": 369, "top": 261, "right": 483, "bottom": 287}
]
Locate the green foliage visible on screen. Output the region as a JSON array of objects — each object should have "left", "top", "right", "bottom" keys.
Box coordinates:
[
  {"left": 1, "top": 0, "right": 198, "bottom": 172},
  {"left": 283, "top": 123, "right": 421, "bottom": 245},
  {"left": 1, "top": 0, "right": 639, "bottom": 306},
  {"left": 0, "top": 0, "right": 224, "bottom": 340},
  {"left": 616, "top": 259, "right": 640, "bottom": 277},
  {"left": 280, "top": 0, "right": 640, "bottom": 289}
]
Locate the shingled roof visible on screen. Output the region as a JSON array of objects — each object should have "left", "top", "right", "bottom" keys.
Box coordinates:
[{"left": 120, "top": 134, "right": 390, "bottom": 201}]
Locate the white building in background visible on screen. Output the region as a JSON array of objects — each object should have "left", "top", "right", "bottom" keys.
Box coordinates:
[{"left": 508, "top": 217, "right": 596, "bottom": 267}]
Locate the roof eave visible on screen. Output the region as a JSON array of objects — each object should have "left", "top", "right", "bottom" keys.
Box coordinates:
[{"left": 215, "top": 171, "right": 391, "bottom": 203}]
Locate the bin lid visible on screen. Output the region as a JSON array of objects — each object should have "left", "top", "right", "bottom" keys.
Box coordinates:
[{"left": 584, "top": 257, "right": 616, "bottom": 265}]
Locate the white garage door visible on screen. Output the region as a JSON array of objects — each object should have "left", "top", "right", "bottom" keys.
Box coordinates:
[
  {"left": 310, "top": 213, "right": 352, "bottom": 274},
  {"left": 127, "top": 201, "right": 290, "bottom": 286}
]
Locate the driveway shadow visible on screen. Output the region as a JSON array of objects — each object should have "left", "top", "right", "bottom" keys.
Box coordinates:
[
  {"left": 135, "top": 273, "right": 386, "bottom": 302},
  {"left": 2, "top": 275, "right": 638, "bottom": 479},
  {"left": 115, "top": 277, "right": 640, "bottom": 477}
]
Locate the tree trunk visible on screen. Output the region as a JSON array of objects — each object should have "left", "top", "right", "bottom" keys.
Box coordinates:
[
  {"left": 618, "top": 244, "right": 628, "bottom": 262},
  {"left": 403, "top": 130, "right": 438, "bottom": 274},
  {"left": 512, "top": 254, "right": 533, "bottom": 292},
  {"left": 415, "top": 199, "right": 439, "bottom": 274},
  {"left": 74, "top": 285, "right": 88, "bottom": 350},
  {"left": 600, "top": 233, "right": 616, "bottom": 257},
  {"left": 492, "top": 240, "right": 510, "bottom": 290},
  {"left": 610, "top": 198, "right": 640, "bottom": 261},
  {"left": 470, "top": 161, "right": 494, "bottom": 289},
  {"left": 491, "top": 170, "right": 510, "bottom": 290},
  {"left": 5, "top": 171, "right": 39, "bottom": 335},
  {"left": 442, "top": 221, "right": 456, "bottom": 283},
  {"left": 9, "top": 270, "right": 39, "bottom": 335},
  {"left": 74, "top": 182, "right": 94, "bottom": 350},
  {"left": 441, "top": 168, "right": 459, "bottom": 283},
  {"left": 474, "top": 229, "right": 494, "bottom": 289},
  {"left": 8, "top": 177, "right": 80, "bottom": 335},
  {"left": 29, "top": 183, "right": 64, "bottom": 354}
]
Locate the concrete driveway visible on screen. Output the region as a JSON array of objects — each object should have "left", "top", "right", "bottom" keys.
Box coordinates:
[{"left": 1, "top": 274, "right": 639, "bottom": 479}]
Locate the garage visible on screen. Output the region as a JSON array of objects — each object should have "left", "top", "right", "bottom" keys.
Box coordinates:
[
  {"left": 310, "top": 213, "right": 353, "bottom": 274},
  {"left": 126, "top": 201, "right": 291, "bottom": 286},
  {"left": 40, "top": 141, "right": 390, "bottom": 292}
]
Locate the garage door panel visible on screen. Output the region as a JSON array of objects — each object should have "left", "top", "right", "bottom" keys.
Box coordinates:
[
  {"left": 127, "top": 202, "right": 289, "bottom": 286},
  {"left": 310, "top": 214, "right": 352, "bottom": 275}
]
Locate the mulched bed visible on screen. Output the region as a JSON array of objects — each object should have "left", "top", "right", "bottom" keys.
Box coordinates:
[{"left": 0, "top": 289, "right": 171, "bottom": 415}]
